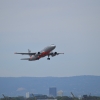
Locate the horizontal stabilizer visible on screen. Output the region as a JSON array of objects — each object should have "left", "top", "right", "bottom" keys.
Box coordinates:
[{"left": 21, "top": 58, "right": 30, "bottom": 60}]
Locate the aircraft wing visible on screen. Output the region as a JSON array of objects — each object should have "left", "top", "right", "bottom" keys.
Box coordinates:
[
  {"left": 49, "top": 52, "right": 64, "bottom": 55},
  {"left": 49, "top": 52, "right": 64, "bottom": 56},
  {"left": 56, "top": 53, "right": 64, "bottom": 55},
  {"left": 14, "top": 52, "right": 36, "bottom": 55}
]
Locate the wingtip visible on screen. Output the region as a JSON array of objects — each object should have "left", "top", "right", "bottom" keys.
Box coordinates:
[
  {"left": 14, "top": 52, "right": 17, "bottom": 54},
  {"left": 60, "top": 53, "right": 64, "bottom": 54}
]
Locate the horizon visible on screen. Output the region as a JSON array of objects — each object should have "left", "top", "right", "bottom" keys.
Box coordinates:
[{"left": 0, "top": 75, "right": 100, "bottom": 78}]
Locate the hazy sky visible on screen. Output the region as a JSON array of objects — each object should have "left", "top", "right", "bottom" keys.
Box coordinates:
[{"left": 0, "top": 0, "right": 100, "bottom": 77}]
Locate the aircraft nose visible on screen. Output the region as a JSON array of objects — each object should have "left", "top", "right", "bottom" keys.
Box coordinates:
[
  {"left": 54, "top": 45, "right": 56, "bottom": 48},
  {"left": 51, "top": 44, "right": 56, "bottom": 48}
]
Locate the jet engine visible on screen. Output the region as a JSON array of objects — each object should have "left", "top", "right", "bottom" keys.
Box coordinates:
[
  {"left": 38, "top": 52, "right": 40, "bottom": 54},
  {"left": 35, "top": 52, "right": 40, "bottom": 56},
  {"left": 51, "top": 52, "right": 57, "bottom": 57}
]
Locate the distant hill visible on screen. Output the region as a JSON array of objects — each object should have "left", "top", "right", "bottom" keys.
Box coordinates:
[{"left": 0, "top": 76, "right": 100, "bottom": 97}]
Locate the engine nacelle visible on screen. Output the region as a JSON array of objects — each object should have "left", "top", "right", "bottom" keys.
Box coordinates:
[
  {"left": 38, "top": 52, "right": 40, "bottom": 54},
  {"left": 35, "top": 52, "right": 40, "bottom": 56},
  {"left": 52, "top": 52, "right": 57, "bottom": 57}
]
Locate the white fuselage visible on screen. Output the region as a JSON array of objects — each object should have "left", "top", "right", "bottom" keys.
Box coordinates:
[{"left": 29, "top": 44, "right": 56, "bottom": 61}]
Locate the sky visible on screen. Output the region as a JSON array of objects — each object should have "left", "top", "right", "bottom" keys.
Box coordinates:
[{"left": 0, "top": 0, "right": 100, "bottom": 77}]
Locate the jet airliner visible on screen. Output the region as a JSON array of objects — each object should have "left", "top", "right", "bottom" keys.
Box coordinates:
[{"left": 15, "top": 44, "right": 64, "bottom": 61}]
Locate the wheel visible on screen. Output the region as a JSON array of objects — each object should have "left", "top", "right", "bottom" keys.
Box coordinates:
[{"left": 47, "top": 58, "right": 50, "bottom": 60}]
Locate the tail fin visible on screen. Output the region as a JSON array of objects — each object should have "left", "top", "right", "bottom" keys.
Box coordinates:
[
  {"left": 28, "top": 49, "right": 31, "bottom": 57},
  {"left": 28, "top": 49, "right": 31, "bottom": 53}
]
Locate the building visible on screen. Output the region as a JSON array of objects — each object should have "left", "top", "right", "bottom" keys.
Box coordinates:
[
  {"left": 26, "top": 93, "right": 57, "bottom": 100},
  {"left": 49, "top": 87, "right": 57, "bottom": 97},
  {"left": 26, "top": 92, "right": 30, "bottom": 98},
  {"left": 57, "top": 90, "right": 63, "bottom": 97}
]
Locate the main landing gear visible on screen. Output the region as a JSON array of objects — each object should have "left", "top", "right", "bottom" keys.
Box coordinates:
[
  {"left": 47, "top": 55, "right": 50, "bottom": 60},
  {"left": 47, "top": 58, "right": 50, "bottom": 60}
]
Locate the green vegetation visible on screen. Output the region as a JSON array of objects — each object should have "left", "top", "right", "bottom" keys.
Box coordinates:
[{"left": 1, "top": 95, "right": 100, "bottom": 100}]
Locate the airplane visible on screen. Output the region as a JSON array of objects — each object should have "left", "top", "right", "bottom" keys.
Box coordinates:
[{"left": 15, "top": 44, "right": 64, "bottom": 61}]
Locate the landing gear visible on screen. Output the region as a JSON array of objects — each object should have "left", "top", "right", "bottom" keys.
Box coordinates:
[
  {"left": 47, "top": 55, "right": 50, "bottom": 60},
  {"left": 47, "top": 58, "right": 50, "bottom": 60}
]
